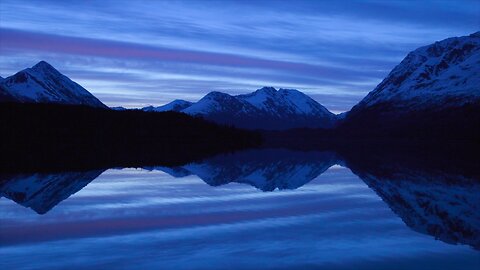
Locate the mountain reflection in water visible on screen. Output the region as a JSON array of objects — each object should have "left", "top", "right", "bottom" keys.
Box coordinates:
[{"left": 1, "top": 146, "right": 479, "bottom": 270}]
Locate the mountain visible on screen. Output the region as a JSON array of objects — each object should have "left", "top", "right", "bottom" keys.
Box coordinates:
[
  {"left": 237, "top": 87, "right": 333, "bottom": 117},
  {"left": 0, "top": 61, "right": 107, "bottom": 108},
  {"left": 143, "top": 99, "right": 193, "bottom": 112},
  {"left": 342, "top": 32, "right": 480, "bottom": 139},
  {"left": 355, "top": 32, "right": 480, "bottom": 110},
  {"left": 181, "top": 87, "right": 337, "bottom": 130},
  {"left": 0, "top": 84, "right": 17, "bottom": 102}
]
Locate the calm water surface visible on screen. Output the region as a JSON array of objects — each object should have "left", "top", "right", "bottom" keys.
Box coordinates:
[{"left": 1, "top": 149, "right": 479, "bottom": 269}]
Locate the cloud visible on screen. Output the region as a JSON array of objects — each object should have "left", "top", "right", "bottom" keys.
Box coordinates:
[{"left": 1, "top": 28, "right": 382, "bottom": 80}]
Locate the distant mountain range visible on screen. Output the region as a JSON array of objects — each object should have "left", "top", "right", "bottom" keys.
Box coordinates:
[
  {"left": 0, "top": 62, "right": 338, "bottom": 130},
  {"left": 1, "top": 32, "right": 478, "bottom": 134}
]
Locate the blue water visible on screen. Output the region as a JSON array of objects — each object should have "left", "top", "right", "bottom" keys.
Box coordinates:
[{"left": 1, "top": 150, "right": 479, "bottom": 269}]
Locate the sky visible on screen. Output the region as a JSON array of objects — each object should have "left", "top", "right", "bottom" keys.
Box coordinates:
[{"left": 0, "top": 0, "right": 478, "bottom": 112}]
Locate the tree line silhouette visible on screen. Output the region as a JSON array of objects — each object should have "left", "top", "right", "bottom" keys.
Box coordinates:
[{"left": 0, "top": 103, "right": 261, "bottom": 172}]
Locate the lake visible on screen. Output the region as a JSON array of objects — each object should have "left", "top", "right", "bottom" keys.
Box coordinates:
[{"left": 1, "top": 148, "right": 479, "bottom": 269}]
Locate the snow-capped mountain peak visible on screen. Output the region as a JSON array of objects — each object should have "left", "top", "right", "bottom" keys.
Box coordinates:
[
  {"left": 183, "top": 91, "right": 256, "bottom": 115},
  {"left": 279, "top": 88, "right": 333, "bottom": 115},
  {"left": 0, "top": 61, "right": 107, "bottom": 108},
  {"left": 354, "top": 32, "right": 480, "bottom": 111},
  {"left": 31, "top": 60, "right": 61, "bottom": 76},
  {"left": 236, "top": 87, "right": 277, "bottom": 110},
  {"left": 179, "top": 87, "right": 337, "bottom": 130},
  {"left": 237, "top": 87, "right": 335, "bottom": 118},
  {"left": 182, "top": 91, "right": 230, "bottom": 114},
  {"left": 256, "top": 86, "right": 277, "bottom": 95}
]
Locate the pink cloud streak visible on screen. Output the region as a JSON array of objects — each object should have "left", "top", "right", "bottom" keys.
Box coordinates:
[{"left": 0, "top": 28, "right": 362, "bottom": 79}]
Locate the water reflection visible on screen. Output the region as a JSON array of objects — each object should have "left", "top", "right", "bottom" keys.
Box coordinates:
[
  {"left": 342, "top": 149, "right": 480, "bottom": 250},
  {"left": 1, "top": 147, "right": 479, "bottom": 269},
  {"left": 146, "top": 149, "right": 339, "bottom": 191},
  {"left": 0, "top": 170, "right": 105, "bottom": 214}
]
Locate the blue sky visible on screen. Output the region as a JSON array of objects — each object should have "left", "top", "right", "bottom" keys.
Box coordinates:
[{"left": 0, "top": 0, "right": 478, "bottom": 112}]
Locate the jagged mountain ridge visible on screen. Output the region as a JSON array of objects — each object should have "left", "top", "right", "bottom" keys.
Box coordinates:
[
  {"left": 0, "top": 61, "right": 107, "bottom": 108},
  {"left": 237, "top": 87, "right": 333, "bottom": 117},
  {"left": 188, "top": 87, "right": 338, "bottom": 130}
]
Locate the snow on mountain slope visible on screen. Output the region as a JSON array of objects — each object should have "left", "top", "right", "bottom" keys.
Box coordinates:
[
  {"left": 0, "top": 61, "right": 107, "bottom": 108},
  {"left": 236, "top": 86, "right": 276, "bottom": 109},
  {"left": 354, "top": 32, "right": 480, "bottom": 111},
  {"left": 237, "top": 87, "right": 334, "bottom": 118},
  {"left": 181, "top": 87, "right": 337, "bottom": 130},
  {"left": 183, "top": 91, "right": 257, "bottom": 115},
  {"left": 181, "top": 91, "right": 263, "bottom": 128},
  {"left": 143, "top": 99, "right": 193, "bottom": 112},
  {"left": 128, "top": 86, "right": 336, "bottom": 129}
]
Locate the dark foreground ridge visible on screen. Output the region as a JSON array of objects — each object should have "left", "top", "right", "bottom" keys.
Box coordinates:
[{"left": 0, "top": 103, "right": 262, "bottom": 172}]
